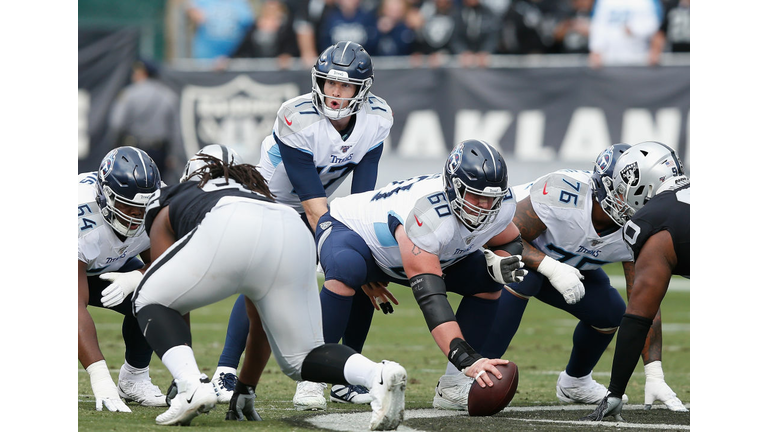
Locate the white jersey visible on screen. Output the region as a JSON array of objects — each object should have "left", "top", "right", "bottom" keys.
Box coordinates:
[
  {"left": 257, "top": 92, "right": 393, "bottom": 213},
  {"left": 77, "top": 172, "right": 150, "bottom": 276},
  {"left": 330, "top": 174, "right": 517, "bottom": 279},
  {"left": 512, "top": 169, "right": 633, "bottom": 271}
]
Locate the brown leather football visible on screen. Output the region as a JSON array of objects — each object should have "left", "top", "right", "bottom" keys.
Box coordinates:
[{"left": 467, "top": 362, "right": 519, "bottom": 416}]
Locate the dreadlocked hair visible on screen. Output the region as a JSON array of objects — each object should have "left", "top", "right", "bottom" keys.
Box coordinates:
[{"left": 189, "top": 154, "right": 275, "bottom": 201}]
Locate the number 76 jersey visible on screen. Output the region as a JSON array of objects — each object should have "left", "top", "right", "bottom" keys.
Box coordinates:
[
  {"left": 329, "top": 174, "right": 517, "bottom": 279},
  {"left": 513, "top": 169, "right": 633, "bottom": 270}
]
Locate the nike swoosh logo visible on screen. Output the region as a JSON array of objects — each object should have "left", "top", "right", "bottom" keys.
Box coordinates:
[
  {"left": 542, "top": 182, "right": 549, "bottom": 195},
  {"left": 142, "top": 318, "right": 152, "bottom": 337},
  {"left": 186, "top": 385, "right": 198, "bottom": 403},
  {"left": 284, "top": 115, "right": 293, "bottom": 126},
  {"left": 414, "top": 215, "right": 423, "bottom": 227}
]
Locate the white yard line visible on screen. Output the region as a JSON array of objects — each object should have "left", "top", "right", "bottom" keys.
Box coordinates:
[{"left": 307, "top": 407, "right": 690, "bottom": 431}]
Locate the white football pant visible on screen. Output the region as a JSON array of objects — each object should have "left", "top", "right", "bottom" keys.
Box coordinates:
[{"left": 134, "top": 200, "right": 324, "bottom": 380}]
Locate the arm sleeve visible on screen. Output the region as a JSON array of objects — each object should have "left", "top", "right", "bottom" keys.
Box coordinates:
[
  {"left": 350, "top": 143, "right": 383, "bottom": 194},
  {"left": 276, "top": 138, "right": 327, "bottom": 201}
]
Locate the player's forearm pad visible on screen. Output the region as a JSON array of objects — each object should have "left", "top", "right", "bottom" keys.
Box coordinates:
[
  {"left": 410, "top": 273, "right": 456, "bottom": 331},
  {"left": 491, "top": 234, "right": 524, "bottom": 256}
]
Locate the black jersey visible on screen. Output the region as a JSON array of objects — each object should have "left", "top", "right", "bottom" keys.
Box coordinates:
[
  {"left": 145, "top": 178, "right": 273, "bottom": 239},
  {"left": 621, "top": 184, "right": 690, "bottom": 278}
]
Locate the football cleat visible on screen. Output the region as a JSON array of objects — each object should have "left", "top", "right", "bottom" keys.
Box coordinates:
[
  {"left": 369, "top": 361, "right": 407, "bottom": 431},
  {"left": 292, "top": 381, "right": 327, "bottom": 411},
  {"left": 213, "top": 367, "right": 238, "bottom": 404},
  {"left": 156, "top": 375, "right": 218, "bottom": 426},
  {"left": 556, "top": 371, "right": 627, "bottom": 405},
  {"left": 432, "top": 373, "right": 472, "bottom": 411},
  {"left": 581, "top": 395, "right": 625, "bottom": 421},
  {"left": 118, "top": 377, "right": 166, "bottom": 407},
  {"left": 330, "top": 384, "right": 374, "bottom": 404}
]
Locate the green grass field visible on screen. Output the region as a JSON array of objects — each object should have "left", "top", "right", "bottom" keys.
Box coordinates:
[{"left": 78, "top": 263, "right": 689, "bottom": 431}]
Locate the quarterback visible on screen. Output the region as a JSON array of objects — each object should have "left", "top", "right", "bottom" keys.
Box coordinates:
[{"left": 213, "top": 40, "right": 392, "bottom": 409}]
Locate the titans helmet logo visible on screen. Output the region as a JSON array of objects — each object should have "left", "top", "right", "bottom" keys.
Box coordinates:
[
  {"left": 447, "top": 144, "right": 464, "bottom": 175},
  {"left": 99, "top": 149, "right": 116, "bottom": 180},
  {"left": 596, "top": 148, "right": 614, "bottom": 173}
]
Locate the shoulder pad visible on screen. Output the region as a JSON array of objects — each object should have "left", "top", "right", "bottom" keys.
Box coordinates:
[
  {"left": 529, "top": 172, "right": 590, "bottom": 210},
  {"left": 78, "top": 200, "right": 104, "bottom": 237},
  {"left": 404, "top": 193, "right": 453, "bottom": 250},
  {"left": 363, "top": 93, "right": 393, "bottom": 123},
  {"left": 276, "top": 94, "right": 323, "bottom": 137}
]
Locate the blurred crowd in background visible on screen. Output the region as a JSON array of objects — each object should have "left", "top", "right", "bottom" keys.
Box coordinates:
[{"left": 161, "top": 0, "right": 689, "bottom": 69}]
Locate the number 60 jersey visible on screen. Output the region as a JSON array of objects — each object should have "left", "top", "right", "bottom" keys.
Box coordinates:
[{"left": 328, "top": 173, "right": 517, "bottom": 279}]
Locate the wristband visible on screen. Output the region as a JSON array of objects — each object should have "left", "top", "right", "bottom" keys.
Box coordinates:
[{"left": 448, "top": 338, "right": 483, "bottom": 371}]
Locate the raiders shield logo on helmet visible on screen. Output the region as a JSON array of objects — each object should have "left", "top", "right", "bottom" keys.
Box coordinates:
[{"left": 619, "top": 162, "right": 640, "bottom": 187}]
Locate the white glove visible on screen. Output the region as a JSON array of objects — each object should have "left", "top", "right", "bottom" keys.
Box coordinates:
[
  {"left": 644, "top": 361, "right": 688, "bottom": 412},
  {"left": 537, "top": 256, "right": 585, "bottom": 304},
  {"left": 483, "top": 249, "right": 527, "bottom": 284},
  {"left": 86, "top": 360, "right": 131, "bottom": 412},
  {"left": 99, "top": 270, "right": 143, "bottom": 308}
]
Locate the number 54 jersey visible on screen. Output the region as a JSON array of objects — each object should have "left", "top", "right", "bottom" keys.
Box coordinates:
[
  {"left": 329, "top": 174, "right": 517, "bottom": 279},
  {"left": 513, "top": 169, "right": 633, "bottom": 270},
  {"left": 78, "top": 172, "right": 150, "bottom": 276}
]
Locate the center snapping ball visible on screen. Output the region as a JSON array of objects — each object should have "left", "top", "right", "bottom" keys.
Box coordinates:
[{"left": 467, "top": 362, "right": 519, "bottom": 416}]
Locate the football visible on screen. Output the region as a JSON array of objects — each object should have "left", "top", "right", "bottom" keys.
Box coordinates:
[{"left": 467, "top": 362, "right": 519, "bottom": 416}]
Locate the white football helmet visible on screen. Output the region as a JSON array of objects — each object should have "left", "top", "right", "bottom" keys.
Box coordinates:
[
  {"left": 607, "top": 141, "right": 688, "bottom": 225},
  {"left": 180, "top": 144, "right": 244, "bottom": 182}
]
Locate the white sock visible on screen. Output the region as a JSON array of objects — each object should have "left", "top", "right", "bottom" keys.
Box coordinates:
[
  {"left": 342, "top": 353, "right": 379, "bottom": 389},
  {"left": 161, "top": 345, "right": 201, "bottom": 383},
  {"left": 119, "top": 362, "right": 150, "bottom": 382},
  {"left": 444, "top": 362, "right": 460, "bottom": 376},
  {"left": 560, "top": 370, "right": 592, "bottom": 387},
  {"left": 214, "top": 366, "right": 238, "bottom": 377}
]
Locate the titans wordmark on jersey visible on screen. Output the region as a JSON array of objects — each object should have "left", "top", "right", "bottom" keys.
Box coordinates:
[
  {"left": 513, "top": 169, "right": 633, "bottom": 271},
  {"left": 77, "top": 172, "right": 151, "bottom": 276},
  {"left": 330, "top": 174, "right": 516, "bottom": 279}
]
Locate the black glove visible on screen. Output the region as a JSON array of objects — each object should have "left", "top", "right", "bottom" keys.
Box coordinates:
[
  {"left": 225, "top": 380, "right": 262, "bottom": 421},
  {"left": 377, "top": 298, "right": 394, "bottom": 314}
]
